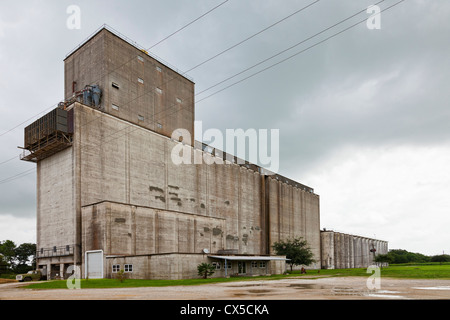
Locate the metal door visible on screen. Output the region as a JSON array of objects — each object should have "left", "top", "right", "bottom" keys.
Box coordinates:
[{"left": 86, "top": 250, "right": 103, "bottom": 279}]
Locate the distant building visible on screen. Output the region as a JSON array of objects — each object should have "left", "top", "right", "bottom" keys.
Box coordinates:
[
  {"left": 321, "top": 230, "right": 388, "bottom": 269},
  {"left": 21, "top": 26, "right": 387, "bottom": 280}
]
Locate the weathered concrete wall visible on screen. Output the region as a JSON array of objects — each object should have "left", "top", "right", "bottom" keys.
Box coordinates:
[
  {"left": 64, "top": 28, "right": 195, "bottom": 145},
  {"left": 266, "top": 176, "right": 321, "bottom": 268},
  {"left": 105, "top": 254, "right": 206, "bottom": 280},
  {"left": 75, "top": 103, "right": 320, "bottom": 261},
  {"left": 35, "top": 101, "right": 319, "bottom": 279},
  {"left": 37, "top": 27, "right": 324, "bottom": 280},
  {"left": 82, "top": 201, "right": 226, "bottom": 256},
  {"left": 37, "top": 147, "right": 76, "bottom": 249},
  {"left": 36, "top": 144, "right": 82, "bottom": 273},
  {"left": 320, "top": 231, "right": 335, "bottom": 269},
  {"left": 353, "top": 236, "right": 362, "bottom": 268},
  {"left": 105, "top": 254, "right": 286, "bottom": 280},
  {"left": 321, "top": 231, "right": 388, "bottom": 269}
]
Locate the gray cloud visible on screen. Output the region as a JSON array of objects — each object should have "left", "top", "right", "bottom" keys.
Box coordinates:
[{"left": 0, "top": 0, "right": 449, "bottom": 253}]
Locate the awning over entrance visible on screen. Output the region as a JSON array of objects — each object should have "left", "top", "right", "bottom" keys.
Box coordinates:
[{"left": 208, "top": 256, "right": 289, "bottom": 277}]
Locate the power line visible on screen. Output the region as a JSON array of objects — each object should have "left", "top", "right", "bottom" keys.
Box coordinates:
[
  {"left": 0, "top": 156, "right": 17, "bottom": 166},
  {"left": 0, "top": 168, "right": 35, "bottom": 186},
  {"left": 148, "top": 0, "right": 230, "bottom": 50},
  {"left": 184, "top": 0, "right": 321, "bottom": 73},
  {"left": 1, "top": 0, "right": 320, "bottom": 144},
  {"left": 196, "top": 0, "right": 405, "bottom": 103},
  {"left": 0, "top": 1, "right": 230, "bottom": 138},
  {"left": 195, "top": 0, "right": 388, "bottom": 100},
  {"left": 90, "top": 0, "right": 321, "bottom": 121},
  {"left": 45, "top": 1, "right": 323, "bottom": 162},
  {"left": 0, "top": 0, "right": 319, "bottom": 169},
  {"left": 0, "top": 1, "right": 405, "bottom": 185},
  {"left": 0, "top": 106, "right": 56, "bottom": 138},
  {"left": 64, "top": 0, "right": 322, "bottom": 143}
]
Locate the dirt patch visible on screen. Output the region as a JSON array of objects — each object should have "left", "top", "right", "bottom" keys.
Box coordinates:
[{"left": 0, "top": 279, "right": 17, "bottom": 284}]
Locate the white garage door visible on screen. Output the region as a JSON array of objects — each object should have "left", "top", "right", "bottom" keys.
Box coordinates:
[{"left": 86, "top": 250, "right": 103, "bottom": 279}]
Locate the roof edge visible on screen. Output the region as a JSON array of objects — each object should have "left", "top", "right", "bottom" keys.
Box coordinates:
[{"left": 64, "top": 24, "right": 194, "bottom": 83}]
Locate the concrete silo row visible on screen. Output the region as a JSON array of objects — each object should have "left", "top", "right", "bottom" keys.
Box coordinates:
[{"left": 320, "top": 230, "right": 388, "bottom": 269}]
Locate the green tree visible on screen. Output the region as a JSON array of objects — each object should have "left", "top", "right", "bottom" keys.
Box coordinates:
[
  {"left": 197, "top": 263, "right": 216, "bottom": 279},
  {"left": 374, "top": 254, "right": 392, "bottom": 269},
  {"left": 431, "top": 254, "right": 450, "bottom": 265},
  {"left": 0, "top": 254, "right": 7, "bottom": 276},
  {"left": 14, "top": 243, "right": 36, "bottom": 273},
  {"left": 0, "top": 240, "right": 17, "bottom": 269},
  {"left": 0, "top": 241, "right": 38, "bottom": 273},
  {"left": 15, "top": 243, "right": 36, "bottom": 265},
  {"left": 387, "top": 249, "right": 431, "bottom": 264},
  {"left": 272, "top": 237, "right": 316, "bottom": 272}
]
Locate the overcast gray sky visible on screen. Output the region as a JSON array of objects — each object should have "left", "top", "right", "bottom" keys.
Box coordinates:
[{"left": 0, "top": 0, "right": 449, "bottom": 256}]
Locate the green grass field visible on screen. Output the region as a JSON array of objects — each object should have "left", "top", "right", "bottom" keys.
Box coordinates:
[
  {"left": 22, "top": 263, "right": 450, "bottom": 290},
  {"left": 313, "top": 263, "right": 450, "bottom": 279}
]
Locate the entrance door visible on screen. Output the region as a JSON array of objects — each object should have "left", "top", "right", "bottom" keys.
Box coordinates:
[
  {"left": 86, "top": 250, "right": 103, "bottom": 279},
  {"left": 238, "top": 261, "right": 247, "bottom": 274}
]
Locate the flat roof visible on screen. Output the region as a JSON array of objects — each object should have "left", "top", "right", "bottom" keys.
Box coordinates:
[{"left": 208, "top": 256, "right": 289, "bottom": 261}]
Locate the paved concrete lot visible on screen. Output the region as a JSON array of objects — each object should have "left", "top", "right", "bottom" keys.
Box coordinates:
[{"left": 1, "top": 277, "right": 450, "bottom": 300}]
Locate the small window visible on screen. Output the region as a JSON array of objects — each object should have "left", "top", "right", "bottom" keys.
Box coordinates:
[
  {"left": 156, "top": 66, "right": 162, "bottom": 72},
  {"left": 138, "top": 78, "right": 144, "bottom": 84},
  {"left": 251, "top": 261, "right": 258, "bottom": 268},
  {"left": 259, "top": 262, "right": 266, "bottom": 268},
  {"left": 138, "top": 115, "right": 144, "bottom": 121},
  {"left": 212, "top": 262, "right": 221, "bottom": 270},
  {"left": 157, "top": 123, "right": 163, "bottom": 129},
  {"left": 112, "top": 104, "right": 119, "bottom": 111},
  {"left": 176, "top": 98, "right": 182, "bottom": 104},
  {"left": 156, "top": 87, "right": 163, "bottom": 94},
  {"left": 137, "top": 55, "right": 144, "bottom": 62},
  {"left": 112, "top": 82, "right": 120, "bottom": 89},
  {"left": 112, "top": 265, "right": 120, "bottom": 273},
  {"left": 124, "top": 264, "right": 133, "bottom": 273},
  {"left": 226, "top": 262, "right": 232, "bottom": 269}
]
